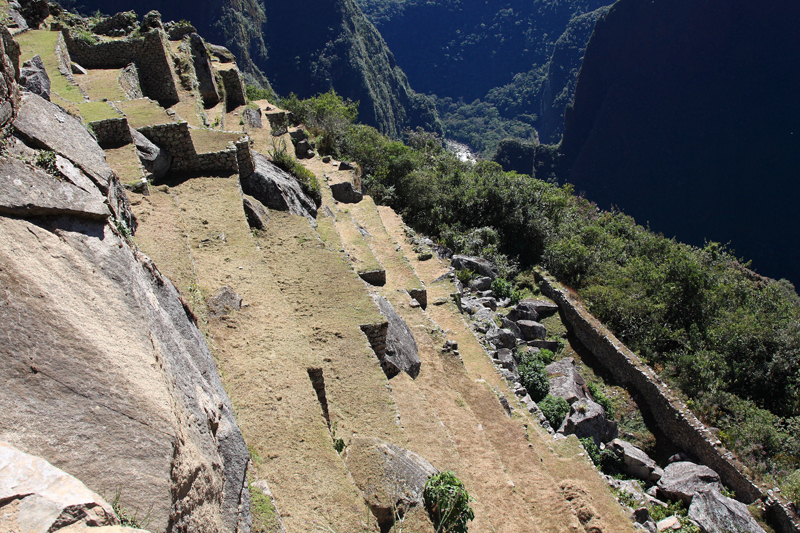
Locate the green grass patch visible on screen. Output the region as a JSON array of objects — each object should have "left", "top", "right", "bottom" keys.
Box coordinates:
[
  {"left": 249, "top": 482, "right": 282, "bottom": 533},
  {"left": 115, "top": 99, "right": 175, "bottom": 129},
  {"left": 190, "top": 129, "right": 242, "bottom": 154},
  {"left": 14, "top": 30, "right": 84, "bottom": 104},
  {"left": 78, "top": 101, "right": 121, "bottom": 123}
]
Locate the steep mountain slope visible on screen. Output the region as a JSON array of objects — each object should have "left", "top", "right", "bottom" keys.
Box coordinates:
[
  {"left": 61, "top": 0, "right": 441, "bottom": 138},
  {"left": 555, "top": 0, "right": 800, "bottom": 284}
]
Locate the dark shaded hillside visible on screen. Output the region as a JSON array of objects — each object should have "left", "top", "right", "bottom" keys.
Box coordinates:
[
  {"left": 61, "top": 0, "right": 441, "bottom": 137},
  {"left": 358, "top": 0, "right": 609, "bottom": 102},
  {"left": 556, "top": 0, "right": 800, "bottom": 284}
]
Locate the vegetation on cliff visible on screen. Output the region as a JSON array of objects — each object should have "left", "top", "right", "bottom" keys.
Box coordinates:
[{"left": 290, "top": 90, "right": 800, "bottom": 498}]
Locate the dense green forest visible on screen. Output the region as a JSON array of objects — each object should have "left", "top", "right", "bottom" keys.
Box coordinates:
[
  {"left": 282, "top": 90, "right": 800, "bottom": 504},
  {"left": 358, "top": 0, "right": 612, "bottom": 152}
]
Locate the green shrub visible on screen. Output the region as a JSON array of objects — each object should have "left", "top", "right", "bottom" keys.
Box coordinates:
[
  {"left": 587, "top": 382, "right": 615, "bottom": 419},
  {"left": 35, "top": 150, "right": 58, "bottom": 176},
  {"left": 519, "top": 357, "right": 549, "bottom": 402},
  {"left": 491, "top": 277, "right": 512, "bottom": 299},
  {"left": 539, "top": 348, "right": 556, "bottom": 364},
  {"left": 267, "top": 140, "right": 321, "bottom": 207},
  {"left": 456, "top": 269, "right": 475, "bottom": 285},
  {"left": 279, "top": 90, "right": 358, "bottom": 156},
  {"left": 245, "top": 84, "right": 276, "bottom": 103},
  {"left": 423, "top": 471, "right": 474, "bottom": 533},
  {"left": 539, "top": 395, "right": 569, "bottom": 429},
  {"left": 783, "top": 469, "right": 800, "bottom": 507},
  {"left": 72, "top": 28, "right": 99, "bottom": 45},
  {"left": 580, "top": 437, "right": 602, "bottom": 466}
]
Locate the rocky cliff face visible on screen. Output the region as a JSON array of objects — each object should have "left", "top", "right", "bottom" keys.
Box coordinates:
[
  {"left": 0, "top": 30, "right": 250, "bottom": 533},
  {"left": 555, "top": 0, "right": 800, "bottom": 284}
]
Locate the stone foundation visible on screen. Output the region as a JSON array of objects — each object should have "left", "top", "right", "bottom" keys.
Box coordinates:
[
  {"left": 89, "top": 117, "right": 131, "bottom": 147},
  {"left": 359, "top": 321, "right": 389, "bottom": 361}
]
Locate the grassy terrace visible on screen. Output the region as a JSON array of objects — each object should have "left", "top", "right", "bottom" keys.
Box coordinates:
[
  {"left": 78, "top": 68, "right": 129, "bottom": 102},
  {"left": 15, "top": 30, "right": 85, "bottom": 105},
  {"left": 115, "top": 98, "right": 176, "bottom": 129},
  {"left": 190, "top": 129, "right": 241, "bottom": 154},
  {"left": 78, "top": 101, "right": 121, "bottom": 123}
]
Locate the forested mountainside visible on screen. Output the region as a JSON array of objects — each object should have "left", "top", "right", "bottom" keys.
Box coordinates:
[
  {"left": 64, "top": 0, "right": 441, "bottom": 138},
  {"left": 358, "top": 0, "right": 612, "bottom": 150},
  {"left": 551, "top": 0, "right": 800, "bottom": 285}
]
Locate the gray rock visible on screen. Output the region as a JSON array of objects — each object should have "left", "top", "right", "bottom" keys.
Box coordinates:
[
  {"left": 374, "top": 296, "right": 421, "bottom": 379},
  {"left": 71, "top": 61, "right": 87, "bottom": 75},
  {"left": 495, "top": 348, "right": 516, "bottom": 372},
  {"left": 470, "top": 276, "right": 492, "bottom": 291},
  {"left": 409, "top": 287, "right": 427, "bottom": 310},
  {"left": 517, "top": 319, "right": 547, "bottom": 341},
  {"left": 487, "top": 326, "right": 517, "bottom": 350},
  {"left": 130, "top": 127, "right": 172, "bottom": 180},
  {"left": 0, "top": 442, "right": 119, "bottom": 530},
  {"left": 106, "top": 174, "right": 137, "bottom": 234},
  {"left": 477, "top": 296, "right": 497, "bottom": 311},
  {"left": 688, "top": 489, "right": 766, "bottom": 533},
  {"left": 605, "top": 475, "right": 647, "bottom": 506},
  {"left": 657, "top": 462, "right": 722, "bottom": 505},
  {"left": 240, "top": 151, "right": 317, "bottom": 224},
  {"left": 242, "top": 107, "right": 262, "bottom": 129},
  {"left": 289, "top": 128, "right": 308, "bottom": 142},
  {"left": 141, "top": 10, "right": 163, "bottom": 31},
  {"left": 54, "top": 154, "right": 102, "bottom": 198},
  {"left": 344, "top": 437, "right": 437, "bottom": 528},
  {"left": 520, "top": 298, "right": 559, "bottom": 317},
  {"left": 451, "top": 254, "right": 499, "bottom": 279},
  {"left": 188, "top": 33, "right": 220, "bottom": 107},
  {"left": 668, "top": 452, "right": 692, "bottom": 464},
  {"left": 330, "top": 181, "right": 363, "bottom": 204},
  {"left": 167, "top": 22, "right": 197, "bottom": 41},
  {"left": 610, "top": 439, "right": 662, "bottom": 482},
  {"left": 19, "top": 54, "right": 50, "bottom": 100},
  {"left": 339, "top": 161, "right": 354, "bottom": 171},
  {"left": 265, "top": 110, "right": 288, "bottom": 136},
  {"left": 507, "top": 301, "right": 539, "bottom": 322},
  {"left": 295, "top": 139, "right": 314, "bottom": 159},
  {"left": 15, "top": 92, "right": 114, "bottom": 192},
  {"left": 243, "top": 194, "right": 269, "bottom": 230},
  {"left": 0, "top": 157, "right": 110, "bottom": 219},
  {"left": 208, "top": 286, "right": 243, "bottom": 318},
  {"left": 546, "top": 357, "right": 587, "bottom": 405},
  {"left": 501, "top": 317, "right": 523, "bottom": 339},
  {"left": 206, "top": 43, "right": 235, "bottom": 63},
  {"left": 0, "top": 216, "right": 251, "bottom": 532},
  {"left": 558, "top": 398, "right": 618, "bottom": 446}
]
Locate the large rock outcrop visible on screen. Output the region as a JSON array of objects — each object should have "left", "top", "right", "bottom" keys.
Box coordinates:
[
  {"left": 130, "top": 127, "right": 171, "bottom": 180},
  {"left": 657, "top": 462, "right": 722, "bottom": 506},
  {"left": 688, "top": 489, "right": 766, "bottom": 533},
  {"left": 187, "top": 33, "right": 220, "bottom": 107},
  {"left": 0, "top": 442, "right": 122, "bottom": 531},
  {"left": 344, "top": 437, "right": 437, "bottom": 529},
  {"left": 1, "top": 61, "right": 250, "bottom": 531},
  {"left": 374, "top": 295, "right": 421, "bottom": 379},
  {"left": 240, "top": 151, "right": 318, "bottom": 224}
]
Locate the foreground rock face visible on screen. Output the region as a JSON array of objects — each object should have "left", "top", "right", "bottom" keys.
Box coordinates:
[
  {"left": 657, "top": 462, "right": 722, "bottom": 505},
  {"left": 0, "top": 215, "right": 250, "bottom": 532},
  {"left": 374, "top": 295, "right": 421, "bottom": 379},
  {"left": 688, "top": 489, "right": 766, "bottom": 533},
  {"left": 0, "top": 442, "right": 120, "bottom": 531},
  {"left": 240, "top": 151, "right": 317, "bottom": 224},
  {"left": 344, "top": 438, "right": 437, "bottom": 528}
]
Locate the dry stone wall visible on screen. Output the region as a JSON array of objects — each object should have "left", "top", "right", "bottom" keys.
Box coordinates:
[
  {"left": 360, "top": 321, "right": 389, "bottom": 360},
  {"left": 89, "top": 116, "right": 131, "bottom": 147},
  {"left": 536, "top": 270, "right": 800, "bottom": 532},
  {"left": 219, "top": 68, "right": 246, "bottom": 110},
  {"left": 0, "top": 27, "right": 20, "bottom": 129},
  {"left": 63, "top": 28, "right": 178, "bottom": 106},
  {"left": 137, "top": 121, "right": 253, "bottom": 175}
]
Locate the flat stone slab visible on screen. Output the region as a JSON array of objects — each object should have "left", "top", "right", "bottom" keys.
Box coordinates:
[
  {"left": 0, "top": 157, "right": 110, "bottom": 219},
  {"left": 688, "top": 489, "right": 766, "bottom": 533},
  {"left": 657, "top": 461, "right": 722, "bottom": 505},
  {"left": 14, "top": 93, "right": 114, "bottom": 192},
  {"left": 374, "top": 295, "right": 420, "bottom": 379}
]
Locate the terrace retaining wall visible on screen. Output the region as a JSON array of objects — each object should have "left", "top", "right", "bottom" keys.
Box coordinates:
[{"left": 536, "top": 270, "right": 800, "bottom": 532}]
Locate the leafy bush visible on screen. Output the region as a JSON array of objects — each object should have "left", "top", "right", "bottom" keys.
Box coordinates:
[
  {"left": 580, "top": 437, "right": 602, "bottom": 465},
  {"left": 279, "top": 90, "right": 358, "bottom": 156},
  {"left": 783, "top": 469, "right": 800, "bottom": 508},
  {"left": 456, "top": 269, "right": 475, "bottom": 285},
  {"left": 267, "top": 140, "right": 321, "bottom": 207},
  {"left": 587, "top": 382, "right": 615, "bottom": 419},
  {"left": 539, "top": 348, "right": 556, "bottom": 364},
  {"left": 72, "top": 28, "right": 99, "bottom": 45},
  {"left": 518, "top": 357, "right": 549, "bottom": 402},
  {"left": 423, "top": 471, "right": 474, "bottom": 533},
  {"left": 245, "top": 84, "right": 276, "bottom": 103},
  {"left": 491, "top": 277, "right": 512, "bottom": 299},
  {"left": 539, "top": 395, "right": 569, "bottom": 429}
]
